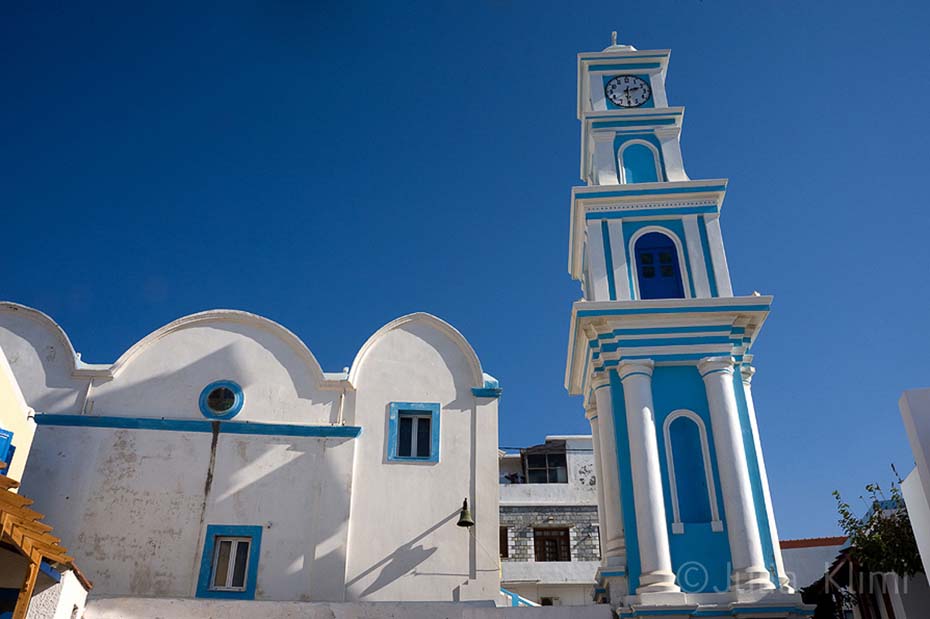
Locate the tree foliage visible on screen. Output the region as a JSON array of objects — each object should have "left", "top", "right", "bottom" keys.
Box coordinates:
[{"left": 833, "top": 470, "right": 923, "bottom": 577}]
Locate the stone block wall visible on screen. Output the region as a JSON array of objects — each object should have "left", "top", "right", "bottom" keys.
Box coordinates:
[{"left": 500, "top": 505, "right": 600, "bottom": 563}]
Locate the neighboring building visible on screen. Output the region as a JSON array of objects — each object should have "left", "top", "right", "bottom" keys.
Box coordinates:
[
  {"left": 779, "top": 537, "right": 847, "bottom": 592},
  {"left": 562, "top": 34, "right": 809, "bottom": 615},
  {"left": 499, "top": 435, "right": 600, "bottom": 606},
  {"left": 0, "top": 303, "right": 502, "bottom": 613},
  {"left": 900, "top": 388, "right": 930, "bottom": 588},
  {"left": 0, "top": 345, "right": 91, "bottom": 619}
]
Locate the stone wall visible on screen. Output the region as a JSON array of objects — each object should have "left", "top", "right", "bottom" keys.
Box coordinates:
[{"left": 500, "top": 506, "right": 600, "bottom": 563}]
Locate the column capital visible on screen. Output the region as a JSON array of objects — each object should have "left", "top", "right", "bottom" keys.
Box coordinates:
[
  {"left": 618, "top": 359, "right": 654, "bottom": 381},
  {"left": 591, "top": 130, "right": 616, "bottom": 143},
  {"left": 585, "top": 401, "right": 598, "bottom": 421},
  {"left": 591, "top": 373, "right": 611, "bottom": 391},
  {"left": 698, "top": 356, "right": 735, "bottom": 378},
  {"left": 740, "top": 365, "right": 756, "bottom": 386}
]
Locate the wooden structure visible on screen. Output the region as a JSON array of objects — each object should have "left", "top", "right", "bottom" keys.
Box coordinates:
[{"left": 0, "top": 464, "right": 91, "bottom": 619}]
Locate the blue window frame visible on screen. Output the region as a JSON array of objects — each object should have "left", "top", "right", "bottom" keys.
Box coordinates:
[
  {"left": 199, "top": 381, "right": 244, "bottom": 420},
  {"left": 387, "top": 402, "right": 440, "bottom": 463},
  {"left": 196, "top": 525, "right": 262, "bottom": 600},
  {"left": 635, "top": 232, "right": 684, "bottom": 300},
  {"left": 0, "top": 428, "right": 13, "bottom": 477}
]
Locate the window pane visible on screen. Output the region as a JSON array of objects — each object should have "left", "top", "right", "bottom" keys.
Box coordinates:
[
  {"left": 416, "top": 417, "right": 431, "bottom": 457},
  {"left": 528, "top": 469, "right": 548, "bottom": 483},
  {"left": 642, "top": 266, "right": 655, "bottom": 278},
  {"left": 640, "top": 253, "right": 654, "bottom": 264},
  {"left": 398, "top": 416, "right": 413, "bottom": 457},
  {"left": 499, "top": 527, "right": 509, "bottom": 558},
  {"left": 658, "top": 251, "right": 673, "bottom": 264},
  {"left": 547, "top": 454, "right": 566, "bottom": 468},
  {"left": 526, "top": 455, "right": 547, "bottom": 468},
  {"left": 231, "top": 541, "right": 249, "bottom": 588},
  {"left": 551, "top": 465, "right": 568, "bottom": 483},
  {"left": 213, "top": 540, "right": 232, "bottom": 588},
  {"left": 660, "top": 265, "right": 675, "bottom": 277}
]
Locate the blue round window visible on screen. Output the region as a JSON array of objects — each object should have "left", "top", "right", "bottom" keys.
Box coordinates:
[{"left": 199, "top": 380, "right": 244, "bottom": 420}]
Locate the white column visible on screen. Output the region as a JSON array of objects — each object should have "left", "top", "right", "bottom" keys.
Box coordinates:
[
  {"left": 741, "top": 366, "right": 792, "bottom": 591},
  {"left": 586, "top": 221, "right": 611, "bottom": 301},
  {"left": 698, "top": 357, "right": 774, "bottom": 591},
  {"left": 592, "top": 377, "right": 626, "bottom": 566},
  {"left": 617, "top": 361, "right": 679, "bottom": 594},
  {"left": 592, "top": 132, "right": 620, "bottom": 185},
  {"left": 586, "top": 401, "right": 610, "bottom": 566},
  {"left": 607, "top": 221, "right": 632, "bottom": 301},
  {"left": 703, "top": 216, "right": 733, "bottom": 296},
  {"left": 682, "top": 215, "right": 711, "bottom": 298}
]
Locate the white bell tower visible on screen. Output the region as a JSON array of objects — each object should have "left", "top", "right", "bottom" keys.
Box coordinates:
[{"left": 565, "top": 33, "right": 811, "bottom": 617}]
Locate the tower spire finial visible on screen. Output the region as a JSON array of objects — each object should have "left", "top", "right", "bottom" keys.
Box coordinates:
[{"left": 611, "top": 31, "right": 618, "bottom": 47}]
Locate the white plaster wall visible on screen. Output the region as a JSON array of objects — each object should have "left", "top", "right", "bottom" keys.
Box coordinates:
[
  {"left": 504, "top": 583, "right": 595, "bottom": 608},
  {"left": 91, "top": 319, "right": 339, "bottom": 424},
  {"left": 27, "top": 570, "right": 88, "bottom": 619},
  {"left": 0, "top": 344, "right": 37, "bottom": 483},
  {"left": 85, "top": 598, "right": 613, "bottom": 619},
  {"left": 345, "top": 315, "right": 499, "bottom": 602},
  {"left": 780, "top": 545, "right": 845, "bottom": 590},
  {"left": 0, "top": 305, "right": 89, "bottom": 414},
  {"left": 23, "top": 425, "right": 213, "bottom": 596},
  {"left": 902, "top": 469, "right": 930, "bottom": 589},
  {"left": 201, "top": 433, "right": 356, "bottom": 601}
]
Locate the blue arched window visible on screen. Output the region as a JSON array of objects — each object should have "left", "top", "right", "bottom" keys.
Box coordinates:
[
  {"left": 668, "top": 416, "right": 713, "bottom": 523},
  {"left": 620, "top": 142, "right": 660, "bottom": 184},
  {"left": 634, "top": 232, "right": 684, "bottom": 300}
]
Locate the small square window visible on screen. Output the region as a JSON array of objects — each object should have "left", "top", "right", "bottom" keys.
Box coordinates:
[
  {"left": 660, "top": 265, "right": 675, "bottom": 277},
  {"left": 533, "top": 528, "right": 571, "bottom": 562},
  {"left": 196, "top": 525, "right": 262, "bottom": 600},
  {"left": 642, "top": 266, "right": 655, "bottom": 278},
  {"left": 658, "top": 251, "right": 673, "bottom": 264},
  {"left": 640, "top": 253, "right": 654, "bottom": 265},
  {"left": 388, "top": 402, "right": 440, "bottom": 463}
]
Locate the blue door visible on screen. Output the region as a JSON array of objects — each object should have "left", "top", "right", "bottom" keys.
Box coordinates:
[{"left": 635, "top": 232, "right": 684, "bottom": 299}]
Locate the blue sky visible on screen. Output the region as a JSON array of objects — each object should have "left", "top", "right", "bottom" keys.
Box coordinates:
[{"left": 3, "top": 1, "right": 929, "bottom": 539}]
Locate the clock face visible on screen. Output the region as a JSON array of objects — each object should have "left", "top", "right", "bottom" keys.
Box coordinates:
[{"left": 605, "top": 75, "right": 652, "bottom": 108}]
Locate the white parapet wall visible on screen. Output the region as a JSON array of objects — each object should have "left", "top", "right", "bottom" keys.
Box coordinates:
[{"left": 84, "top": 598, "right": 614, "bottom": 619}]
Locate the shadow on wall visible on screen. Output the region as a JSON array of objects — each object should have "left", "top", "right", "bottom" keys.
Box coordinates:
[{"left": 345, "top": 509, "right": 460, "bottom": 598}]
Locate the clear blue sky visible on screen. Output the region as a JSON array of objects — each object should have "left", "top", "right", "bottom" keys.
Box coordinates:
[{"left": 3, "top": 1, "right": 929, "bottom": 540}]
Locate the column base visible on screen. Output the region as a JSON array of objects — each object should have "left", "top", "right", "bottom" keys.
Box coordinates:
[
  {"left": 731, "top": 565, "right": 776, "bottom": 591},
  {"left": 637, "top": 569, "right": 681, "bottom": 594}
]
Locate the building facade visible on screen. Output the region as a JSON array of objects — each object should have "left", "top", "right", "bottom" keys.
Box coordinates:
[
  {"left": 563, "top": 35, "right": 811, "bottom": 616},
  {"left": 499, "top": 436, "right": 600, "bottom": 606},
  {"left": 0, "top": 303, "right": 502, "bottom": 611}
]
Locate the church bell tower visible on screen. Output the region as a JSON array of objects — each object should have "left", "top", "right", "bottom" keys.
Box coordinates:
[{"left": 564, "top": 34, "right": 810, "bottom": 616}]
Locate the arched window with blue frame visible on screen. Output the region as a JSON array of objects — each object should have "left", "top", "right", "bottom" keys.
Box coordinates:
[
  {"left": 634, "top": 231, "right": 685, "bottom": 300},
  {"left": 619, "top": 142, "right": 661, "bottom": 184}
]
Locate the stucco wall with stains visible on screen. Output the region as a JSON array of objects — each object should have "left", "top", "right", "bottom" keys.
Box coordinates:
[{"left": 1, "top": 303, "right": 500, "bottom": 606}]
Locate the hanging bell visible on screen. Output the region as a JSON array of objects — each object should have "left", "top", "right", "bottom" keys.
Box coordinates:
[{"left": 456, "top": 498, "right": 475, "bottom": 528}]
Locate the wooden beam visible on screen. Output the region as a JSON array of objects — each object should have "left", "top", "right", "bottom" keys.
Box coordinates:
[{"left": 11, "top": 560, "right": 38, "bottom": 619}]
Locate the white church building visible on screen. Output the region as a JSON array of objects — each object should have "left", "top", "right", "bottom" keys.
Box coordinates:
[
  {"left": 0, "top": 32, "right": 819, "bottom": 619},
  {"left": 0, "top": 303, "right": 503, "bottom": 610}
]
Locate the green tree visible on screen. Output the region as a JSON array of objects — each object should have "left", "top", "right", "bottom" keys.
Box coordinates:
[{"left": 832, "top": 468, "right": 923, "bottom": 577}]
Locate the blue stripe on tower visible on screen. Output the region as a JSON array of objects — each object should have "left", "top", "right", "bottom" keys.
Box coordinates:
[
  {"left": 697, "top": 216, "right": 719, "bottom": 297},
  {"left": 602, "top": 220, "right": 617, "bottom": 300},
  {"left": 609, "top": 370, "right": 641, "bottom": 592}
]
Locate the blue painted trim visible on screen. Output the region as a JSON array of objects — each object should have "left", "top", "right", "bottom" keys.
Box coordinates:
[
  {"left": 599, "top": 569, "right": 627, "bottom": 577},
  {"left": 699, "top": 368, "right": 731, "bottom": 378},
  {"left": 198, "top": 380, "right": 244, "bottom": 420},
  {"left": 619, "top": 607, "right": 813, "bottom": 618},
  {"left": 579, "top": 184, "right": 726, "bottom": 200},
  {"left": 38, "top": 560, "right": 61, "bottom": 583},
  {"left": 592, "top": 119, "right": 676, "bottom": 129},
  {"left": 387, "top": 402, "right": 441, "bottom": 463},
  {"left": 196, "top": 524, "right": 263, "bottom": 600},
  {"left": 602, "top": 220, "right": 617, "bottom": 300},
  {"left": 600, "top": 336, "right": 731, "bottom": 351},
  {"left": 34, "top": 414, "right": 362, "bottom": 438},
  {"left": 697, "top": 215, "right": 719, "bottom": 297},
  {"left": 610, "top": 370, "right": 641, "bottom": 592},
  {"left": 588, "top": 62, "right": 662, "bottom": 71},
  {"left": 590, "top": 110, "right": 682, "bottom": 119},
  {"left": 578, "top": 304, "right": 769, "bottom": 318},
  {"left": 0, "top": 428, "right": 13, "bottom": 477},
  {"left": 586, "top": 206, "right": 719, "bottom": 221},
  {"left": 472, "top": 387, "right": 503, "bottom": 398}
]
